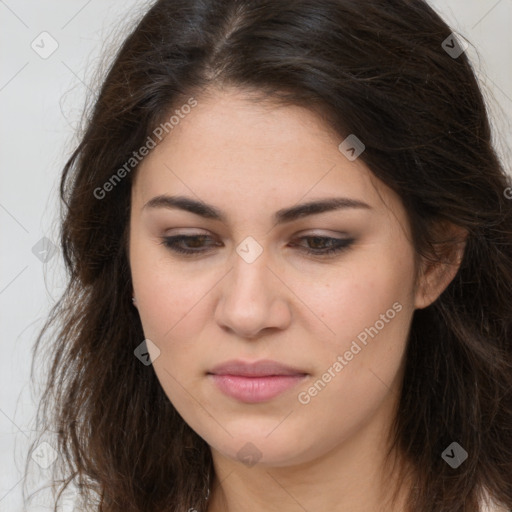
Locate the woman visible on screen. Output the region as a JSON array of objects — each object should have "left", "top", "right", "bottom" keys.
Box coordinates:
[{"left": 29, "top": 0, "right": 512, "bottom": 511}]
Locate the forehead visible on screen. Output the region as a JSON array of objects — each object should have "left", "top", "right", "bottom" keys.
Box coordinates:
[{"left": 131, "top": 88, "right": 400, "bottom": 221}]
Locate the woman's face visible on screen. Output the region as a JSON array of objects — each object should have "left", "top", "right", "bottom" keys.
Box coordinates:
[{"left": 129, "top": 87, "right": 429, "bottom": 468}]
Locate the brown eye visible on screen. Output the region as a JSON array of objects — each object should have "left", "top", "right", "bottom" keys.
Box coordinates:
[
  {"left": 160, "top": 234, "right": 355, "bottom": 258},
  {"left": 290, "top": 236, "right": 355, "bottom": 256},
  {"left": 160, "top": 235, "right": 220, "bottom": 255}
]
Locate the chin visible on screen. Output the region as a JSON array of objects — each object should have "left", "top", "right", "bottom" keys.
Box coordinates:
[{"left": 203, "top": 422, "right": 320, "bottom": 468}]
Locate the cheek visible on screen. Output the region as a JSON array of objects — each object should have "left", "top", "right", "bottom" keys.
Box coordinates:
[
  {"left": 299, "top": 246, "right": 415, "bottom": 353},
  {"left": 129, "top": 241, "right": 210, "bottom": 406},
  {"left": 129, "top": 236, "right": 224, "bottom": 383},
  {"left": 292, "top": 241, "right": 415, "bottom": 421},
  {"left": 291, "top": 260, "right": 413, "bottom": 449}
]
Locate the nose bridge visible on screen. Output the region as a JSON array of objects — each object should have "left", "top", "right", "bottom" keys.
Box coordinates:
[
  {"left": 228, "top": 244, "right": 273, "bottom": 307},
  {"left": 215, "top": 239, "right": 290, "bottom": 337}
]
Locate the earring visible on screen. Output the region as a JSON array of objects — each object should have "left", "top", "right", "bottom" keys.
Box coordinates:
[{"left": 132, "top": 296, "right": 137, "bottom": 304}]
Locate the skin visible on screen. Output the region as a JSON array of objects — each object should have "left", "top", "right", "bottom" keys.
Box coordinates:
[{"left": 128, "top": 87, "right": 465, "bottom": 512}]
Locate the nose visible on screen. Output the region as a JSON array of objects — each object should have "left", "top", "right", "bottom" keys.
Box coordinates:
[{"left": 214, "top": 250, "right": 292, "bottom": 339}]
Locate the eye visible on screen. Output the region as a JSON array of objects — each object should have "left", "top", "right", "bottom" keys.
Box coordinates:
[
  {"left": 290, "top": 235, "right": 355, "bottom": 256},
  {"left": 159, "top": 234, "right": 220, "bottom": 255},
  {"left": 159, "top": 234, "right": 355, "bottom": 257}
]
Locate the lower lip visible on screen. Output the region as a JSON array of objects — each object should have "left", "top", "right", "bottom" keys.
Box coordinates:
[{"left": 209, "top": 374, "right": 307, "bottom": 403}]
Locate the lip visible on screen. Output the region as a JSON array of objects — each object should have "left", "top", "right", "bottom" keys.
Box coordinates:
[
  {"left": 208, "top": 358, "right": 308, "bottom": 377},
  {"left": 207, "top": 359, "right": 308, "bottom": 403}
]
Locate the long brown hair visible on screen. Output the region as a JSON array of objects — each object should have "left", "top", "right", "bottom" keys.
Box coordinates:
[{"left": 28, "top": 0, "right": 512, "bottom": 511}]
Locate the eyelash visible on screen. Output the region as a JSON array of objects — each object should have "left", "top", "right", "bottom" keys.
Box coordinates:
[{"left": 159, "top": 234, "right": 354, "bottom": 257}]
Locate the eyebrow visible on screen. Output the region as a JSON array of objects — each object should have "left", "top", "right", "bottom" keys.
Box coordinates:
[{"left": 143, "top": 194, "right": 372, "bottom": 225}]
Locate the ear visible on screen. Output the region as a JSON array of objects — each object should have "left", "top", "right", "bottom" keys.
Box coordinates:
[{"left": 414, "top": 221, "right": 468, "bottom": 310}]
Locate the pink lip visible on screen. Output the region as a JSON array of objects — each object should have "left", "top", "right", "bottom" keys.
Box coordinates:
[{"left": 207, "top": 359, "right": 308, "bottom": 403}]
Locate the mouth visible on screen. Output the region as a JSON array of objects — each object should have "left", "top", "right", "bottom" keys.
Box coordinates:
[{"left": 207, "top": 359, "right": 309, "bottom": 403}]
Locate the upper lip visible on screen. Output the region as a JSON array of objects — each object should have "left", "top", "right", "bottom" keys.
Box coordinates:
[{"left": 208, "top": 359, "right": 308, "bottom": 377}]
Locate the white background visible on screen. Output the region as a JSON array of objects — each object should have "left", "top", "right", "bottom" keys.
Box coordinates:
[{"left": 1, "top": 1, "right": 511, "bottom": 510}]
